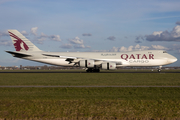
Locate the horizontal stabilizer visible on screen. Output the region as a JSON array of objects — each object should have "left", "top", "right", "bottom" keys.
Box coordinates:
[{"left": 6, "top": 51, "right": 31, "bottom": 58}]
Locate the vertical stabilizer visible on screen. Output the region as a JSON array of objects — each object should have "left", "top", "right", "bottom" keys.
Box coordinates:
[{"left": 8, "top": 30, "right": 41, "bottom": 52}]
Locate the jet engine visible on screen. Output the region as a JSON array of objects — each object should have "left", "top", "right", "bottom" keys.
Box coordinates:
[
  {"left": 79, "top": 60, "right": 94, "bottom": 68},
  {"left": 101, "top": 62, "right": 116, "bottom": 70}
]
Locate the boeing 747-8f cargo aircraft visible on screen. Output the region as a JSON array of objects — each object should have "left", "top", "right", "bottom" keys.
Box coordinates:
[{"left": 6, "top": 30, "right": 177, "bottom": 72}]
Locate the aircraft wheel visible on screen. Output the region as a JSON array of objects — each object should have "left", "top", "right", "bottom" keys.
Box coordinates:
[
  {"left": 157, "top": 69, "right": 161, "bottom": 73},
  {"left": 96, "top": 69, "right": 100, "bottom": 72},
  {"left": 86, "top": 68, "right": 93, "bottom": 72},
  {"left": 86, "top": 68, "right": 100, "bottom": 72},
  {"left": 93, "top": 69, "right": 100, "bottom": 72}
]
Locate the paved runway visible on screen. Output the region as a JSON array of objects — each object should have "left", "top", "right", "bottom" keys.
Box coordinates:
[
  {"left": 0, "top": 71, "right": 180, "bottom": 73},
  {"left": 0, "top": 86, "right": 179, "bottom": 88}
]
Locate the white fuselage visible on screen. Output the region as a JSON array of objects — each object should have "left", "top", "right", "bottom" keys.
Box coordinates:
[{"left": 20, "top": 50, "right": 177, "bottom": 67}]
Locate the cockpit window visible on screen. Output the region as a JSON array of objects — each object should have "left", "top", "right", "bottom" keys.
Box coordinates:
[{"left": 163, "top": 51, "right": 167, "bottom": 53}]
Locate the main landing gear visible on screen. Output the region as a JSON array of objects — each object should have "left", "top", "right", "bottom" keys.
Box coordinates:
[{"left": 86, "top": 68, "right": 100, "bottom": 72}]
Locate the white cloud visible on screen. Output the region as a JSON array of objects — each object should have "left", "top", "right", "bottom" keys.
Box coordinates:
[
  {"left": 36, "top": 32, "right": 47, "bottom": 44},
  {"left": 92, "top": 50, "right": 108, "bottom": 52},
  {"left": 118, "top": 46, "right": 137, "bottom": 52},
  {"left": 152, "top": 31, "right": 163, "bottom": 36},
  {"left": 35, "top": 32, "right": 61, "bottom": 44},
  {"left": 61, "top": 36, "right": 90, "bottom": 49},
  {"left": 140, "top": 46, "right": 150, "bottom": 50},
  {"left": 110, "top": 47, "right": 119, "bottom": 52},
  {"left": 37, "top": 38, "right": 46, "bottom": 44},
  {"left": 21, "top": 31, "right": 28, "bottom": 36},
  {"left": 0, "top": 40, "right": 12, "bottom": 46},
  {"left": 31, "top": 27, "right": 38, "bottom": 36},
  {"left": 128, "top": 46, "right": 133, "bottom": 51},
  {"left": 107, "top": 36, "right": 116, "bottom": 41},
  {"left": 151, "top": 45, "right": 168, "bottom": 50},
  {"left": 119, "top": 46, "right": 127, "bottom": 52},
  {"left": 60, "top": 44, "right": 73, "bottom": 49},
  {"left": 49, "top": 35, "right": 61, "bottom": 41},
  {"left": 135, "top": 35, "right": 144, "bottom": 43},
  {"left": 171, "top": 26, "right": 180, "bottom": 38},
  {"left": 134, "top": 44, "right": 140, "bottom": 49},
  {"left": 109, "top": 44, "right": 168, "bottom": 52},
  {"left": 74, "top": 44, "right": 90, "bottom": 49},
  {"left": 74, "top": 44, "right": 85, "bottom": 49},
  {"left": 69, "top": 37, "right": 83, "bottom": 45},
  {"left": 145, "top": 25, "right": 180, "bottom": 42},
  {"left": 0, "top": 30, "right": 9, "bottom": 37},
  {"left": 137, "top": 22, "right": 180, "bottom": 43},
  {"left": 40, "top": 32, "right": 48, "bottom": 37},
  {"left": 82, "top": 33, "right": 92, "bottom": 36}
]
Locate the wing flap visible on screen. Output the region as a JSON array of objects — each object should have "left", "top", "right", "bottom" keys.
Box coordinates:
[{"left": 42, "top": 54, "right": 60, "bottom": 57}]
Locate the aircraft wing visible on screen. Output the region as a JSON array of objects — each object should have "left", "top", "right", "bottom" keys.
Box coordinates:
[{"left": 42, "top": 53, "right": 78, "bottom": 59}]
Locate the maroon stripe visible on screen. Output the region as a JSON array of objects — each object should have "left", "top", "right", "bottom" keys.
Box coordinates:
[{"left": 9, "top": 32, "right": 21, "bottom": 40}]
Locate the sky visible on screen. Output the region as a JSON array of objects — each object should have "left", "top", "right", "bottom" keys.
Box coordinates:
[{"left": 1, "top": 0, "right": 180, "bottom": 67}]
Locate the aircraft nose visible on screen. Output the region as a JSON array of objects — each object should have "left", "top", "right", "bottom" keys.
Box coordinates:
[{"left": 168, "top": 56, "right": 177, "bottom": 63}]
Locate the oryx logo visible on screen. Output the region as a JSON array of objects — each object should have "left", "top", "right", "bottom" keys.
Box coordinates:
[{"left": 9, "top": 31, "right": 29, "bottom": 51}]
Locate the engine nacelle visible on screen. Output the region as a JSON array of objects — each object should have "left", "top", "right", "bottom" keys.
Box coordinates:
[
  {"left": 79, "top": 60, "right": 94, "bottom": 68},
  {"left": 102, "top": 62, "right": 116, "bottom": 70}
]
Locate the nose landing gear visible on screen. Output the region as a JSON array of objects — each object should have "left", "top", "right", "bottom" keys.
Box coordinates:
[{"left": 157, "top": 66, "right": 162, "bottom": 73}]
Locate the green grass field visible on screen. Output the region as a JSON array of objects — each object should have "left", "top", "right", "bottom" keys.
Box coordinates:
[
  {"left": 0, "top": 72, "right": 180, "bottom": 86},
  {"left": 0, "top": 71, "right": 180, "bottom": 119},
  {"left": 0, "top": 87, "right": 180, "bottom": 119}
]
